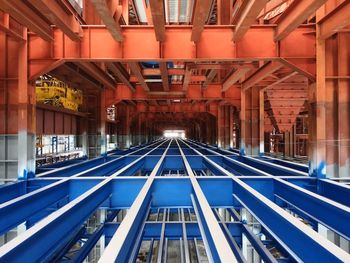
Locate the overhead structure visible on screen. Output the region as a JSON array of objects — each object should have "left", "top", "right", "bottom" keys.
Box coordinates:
[{"left": 0, "top": 0, "right": 350, "bottom": 261}]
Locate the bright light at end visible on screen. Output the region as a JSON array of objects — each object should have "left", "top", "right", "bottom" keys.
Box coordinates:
[{"left": 163, "top": 130, "right": 186, "bottom": 139}]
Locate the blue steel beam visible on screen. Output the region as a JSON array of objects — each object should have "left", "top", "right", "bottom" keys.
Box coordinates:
[
  {"left": 188, "top": 139, "right": 307, "bottom": 176},
  {"left": 0, "top": 179, "right": 111, "bottom": 262},
  {"left": 0, "top": 140, "right": 169, "bottom": 262},
  {"left": 1, "top": 138, "right": 349, "bottom": 261},
  {"left": 0, "top": 140, "right": 166, "bottom": 236},
  {"left": 212, "top": 208, "right": 246, "bottom": 262},
  {"left": 99, "top": 139, "right": 172, "bottom": 262},
  {"left": 176, "top": 139, "right": 238, "bottom": 262},
  {"left": 187, "top": 139, "right": 350, "bottom": 240},
  {"left": 273, "top": 179, "right": 350, "bottom": 240},
  {"left": 317, "top": 179, "right": 350, "bottom": 207},
  {"left": 104, "top": 222, "right": 242, "bottom": 242},
  {"left": 259, "top": 155, "right": 308, "bottom": 173},
  {"left": 241, "top": 224, "right": 277, "bottom": 263},
  {"left": 180, "top": 139, "right": 350, "bottom": 262},
  {"left": 69, "top": 210, "right": 120, "bottom": 263},
  {"left": 38, "top": 139, "right": 165, "bottom": 178},
  {"left": 0, "top": 180, "right": 70, "bottom": 236},
  {"left": 0, "top": 181, "right": 26, "bottom": 204}
]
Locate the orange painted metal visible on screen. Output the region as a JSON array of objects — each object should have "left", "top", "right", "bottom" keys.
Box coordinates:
[
  {"left": 233, "top": 0, "right": 270, "bottom": 42},
  {"left": 318, "top": 0, "right": 350, "bottom": 40},
  {"left": 274, "top": 0, "right": 327, "bottom": 41},
  {"left": 28, "top": 25, "right": 315, "bottom": 61}
]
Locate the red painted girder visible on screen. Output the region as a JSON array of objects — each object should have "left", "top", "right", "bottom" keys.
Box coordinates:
[
  {"left": 149, "top": 0, "right": 166, "bottom": 41},
  {"left": 318, "top": 0, "right": 350, "bottom": 39},
  {"left": 90, "top": 0, "right": 123, "bottom": 41},
  {"left": 28, "top": 0, "right": 82, "bottom": 41},
  {"left": 231, "top": 0, "right": 250, "bottom": 24},
  {"left": 262, "top": 71, "right": 298, "bottom": 90},
  {"left": 142, "top": 68, "right": 185, "bottom": 76},
  {"left": 191, "top": 75, "right": 207, "bottom": 82},
  {"left": 28, "top": 25, "right": 315, "bottom": 60},
  {"left": 159, "top": 62, "right": 169, "bottom": 91},
  {"left": 279, "top": 58, "right": 316, "bottom": 81},
  {"left": 78, "top": 62, "right": 116, "bottom": 89},
  {"left": 107, "top": 62, "right": 134, "bottom": 92},
  {"left": 29, "top": 26, "right": 315, "bottom": 61},
  {"left": 107, "top": 84, "right": 240, "bottom": 106},
  {"left": 182, "top": 66, "right": 191, "bottom": 91},
  {"left": 233, "top": 0, "right": 270, "bottom": 42},
  {"left": 29, "top": 59, "right": 65, "bottom": 80},
  {"left": 203, "top": 69, "right": 217, "bottom": 88},
  {"left": 191, "top": 0, "right": 214, "bottom": 42},
  {"left": 242, "top": 61, "right": 283, "bottom": 90},
  {"left": 222, "top": 67, "right": 251, "bottom": 91},
  {"left": 0, "top": 0, "right": 52, "bottom": 41},
  {"left": 128, "top": 62, "right": 150, "bottom": 91},
  {"left": 0, "top": 13, "right": 25, "bottom": 41},
  {"left": 274, "top": 0, "right": 327, "bottom": 41}
]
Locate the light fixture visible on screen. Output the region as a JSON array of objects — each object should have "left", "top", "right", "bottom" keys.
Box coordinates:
[{"left": 163, "top": 130, "right": 186, "bottom": 139}]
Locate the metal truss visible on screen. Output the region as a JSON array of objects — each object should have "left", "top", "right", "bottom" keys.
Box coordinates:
[{"left": 0, "top": 139, "right": 349, "bottom": 262}]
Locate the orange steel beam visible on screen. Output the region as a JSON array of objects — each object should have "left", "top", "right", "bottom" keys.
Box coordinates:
[
  {"left": 168, "top": 68, "right": 185, "bottom": 75},
  {"left": 137, "top": 108, "right": 213, "bottom": 114},
  {"left": 149, "top": 0, "right": 166, "bottom": 41},
  {"left": 191, "top": 75, "right": 207, "bottom": 82},
  {"left": 217, "top": 0, "right": 232, "bottom": 25},
  {"left": 0, "top": 13, "right": 25, "bottom": 41},
  {"left": 318, "top": 1, "right": 350, "bottom": 40},
  {"left": 78, "top": 62, "right": 116, "bottom": 89},
  {"left": 191, "top": 0, "right": 214, "bottom": 42},
  {"left": 233, "top": 0, "right": 269, "bottom": 42},
  {"left": 28, "top": 0, "right": 82, "bottom": 41},
  {"left": 191, "top": 64, "right": 226, "bottom": 70},
  {"left": 28, "top": 25, "right": 315, "bottom": 60},
  {"left": 182, "top": 66, "right": 191, "bottom": 91},
  {"left": 107, "top": 62, "right": 135, "bottom": 92},
  {"left": 90, "top": 0, "right": 123, "bottom": 41},
  {"left": 159, "top": 62, "right": 169, "bottom": 91},
  {"left": 231, "top": 0, "right": 250, "bottom": 24},
  {"left": 60, "top": 62, "right": 101, "bottom": 89},
  {"left": 257, "top": 0, "right": 290, "bottom": 20},
  {"left": 29, "top": 59, "right": 65, "bottom": 80},
  {"left": 0, "top": 0, "right": 53, "bottom": 41},
  {"left": 203, "top": 69, "right": 217, "bottom": 88},
  {"left": 274, "top": 0, "right": 327, "bottom": 41},
  {"left": 143, "top": 0, "right": 153, "bottom": 25},
  {"left": 279, "top": 58, "right": 316, "bottom": 81},
  {"left": 112, "top": 84, "right": 239, "bottom": 104},
  {"left": 128, "top": 62, "right": 150, "bottom": 91},
  {"left": 242, "top": 61, "right": 283, "bottom": 90},
  {"left": 222, "top": 67, "right": 251, "bottom": 91},
  {"left": 262, "top": 71, "right": 298, "bottom": 90},
  {"left": 142, "top": 68, "right": 186, "bottom": 76}
]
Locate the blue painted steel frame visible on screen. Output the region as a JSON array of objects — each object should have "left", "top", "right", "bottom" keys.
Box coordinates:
[{"left": 0, "top": 138, "right": 349, "bottom": 262}]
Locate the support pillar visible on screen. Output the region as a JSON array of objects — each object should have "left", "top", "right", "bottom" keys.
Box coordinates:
[
  {"left": 283, "top": 130, "right": 294, "bottom": 158},
  {"left": 309, "top": 10, "right": 327, "bottom": 177},
  {"left": 117, "top": 104, "right": 130, "bottom": 149},
  {"left": 309, "top": 10, "right": 350, "bottom": 178},
  {"left": 337, "top": 32, "right": 350, "bottom": 177},
  {"left": 217, "top": 104, "right": 223, "bottom": 147},
  {"left": 0, "top": 28, "right": 35, "bottom": 179},
  {"left": 259, "top": 90, "right": 264, "bottom": 156},
  {"left": 229, "top": 106, "right": 234, "bottom": 149},
  {"left": 240, "top": 87, "right": 261, "bottom": 156},
  {"left": 99, "top": 89, "right": 107, "bottom": 156}
]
